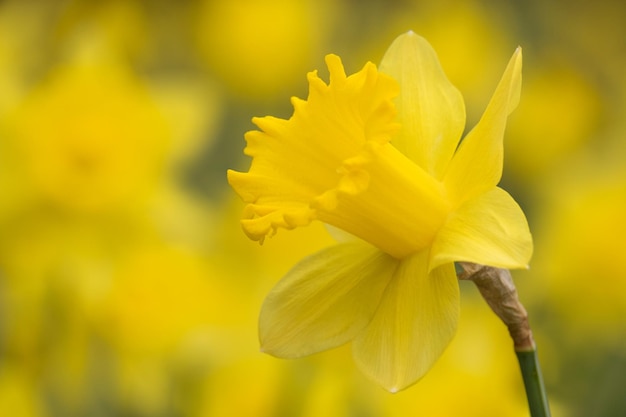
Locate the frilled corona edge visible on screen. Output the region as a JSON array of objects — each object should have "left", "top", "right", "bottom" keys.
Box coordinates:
[{"left": 227, "top": 55, "right": 398, "bottom": 239}]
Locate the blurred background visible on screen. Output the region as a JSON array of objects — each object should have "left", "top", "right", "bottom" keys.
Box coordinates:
[{"left": 0, "top": 0, "right": 624, "bottom": 416}]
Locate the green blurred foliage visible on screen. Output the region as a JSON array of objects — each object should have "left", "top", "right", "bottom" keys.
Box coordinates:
[{"left": 0, "top": 0, "right": 624, "bottom": 416}]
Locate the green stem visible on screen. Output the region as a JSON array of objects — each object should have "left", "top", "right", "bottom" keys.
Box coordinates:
[{"left": 516, "top": 349, "right": 551, "bottom": 417}]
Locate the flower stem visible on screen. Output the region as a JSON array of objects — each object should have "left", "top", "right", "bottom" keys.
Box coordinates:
[
  {"left": 516, "top": 348, "right": 551, "bottom": 417},
  {"left": 457, "top": 262, "right": 551, "bottom": 417}
]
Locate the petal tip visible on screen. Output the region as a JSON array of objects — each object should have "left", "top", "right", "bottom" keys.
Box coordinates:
[{"left": 398, "top": 29, "right": 422, "bottom": 42}]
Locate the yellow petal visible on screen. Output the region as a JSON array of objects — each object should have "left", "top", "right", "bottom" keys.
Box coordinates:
[
  {"left": 443, "top": 48, "right": 522, "bottom": 207},
  {"left": 259, "top": 241, "right": 398, "bottom": 358},
  {"left": 430, "top": 187, "right": 533, "bottom": 270},
  {"left": 379, "top": 31, "right": 466, "bottom": 178},
  {"left": 352, "top": 250, "right": 459, "bottom": 392}
]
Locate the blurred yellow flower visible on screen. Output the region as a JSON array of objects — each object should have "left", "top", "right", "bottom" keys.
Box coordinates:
[
  {"left": 229, "top": 32, "right": 532, "bottom": 391},
  {"left": 195, "top": 0, "right": 334, "bottom": 100},
  {"left": 101, "top": 243, "right": 231, "bottom": 415},
  {"left": 3, "top": 61, "right": 170, "bottom": 214},
  {"left": 105, "top": 245, "right": 217, "bottom": 356},
  {"left": 507, "top": 64, "right": 602, "bottom": 180},
  {"left": 536, "top": 165, "right": 626, "bottom": 339}
]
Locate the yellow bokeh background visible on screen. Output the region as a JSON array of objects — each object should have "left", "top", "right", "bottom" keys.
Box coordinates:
[{"left": 0, "top": 0, "right": 624, "bottom": 416}]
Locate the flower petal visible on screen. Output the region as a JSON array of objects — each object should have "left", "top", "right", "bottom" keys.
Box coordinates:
[
  {"left": 379, "top": 31, "right": 466, "bottom": 178},
  {"left": 430, "top": 187, "right": 533, "bottom": 271},
  {"left": 259, "top": 241, "right": 398, "bottom": 358},
  {"left": 352, "top": 250, "right": 459, "bottom": 392},
  {"left": 443, "top": 48, "right": 522, "bottom": 207}
]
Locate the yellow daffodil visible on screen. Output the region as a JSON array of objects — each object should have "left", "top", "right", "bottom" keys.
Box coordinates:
[
  {"left": 228, "top": 31, "right": 532, "bottom": 392},
  {"left": 4, "top": 61, "right": 170, "bottom": 213}
]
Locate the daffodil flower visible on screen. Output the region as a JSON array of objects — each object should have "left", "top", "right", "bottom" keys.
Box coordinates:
[{"left": 228, "top": 31, "right": 532, "bottom": 392}]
